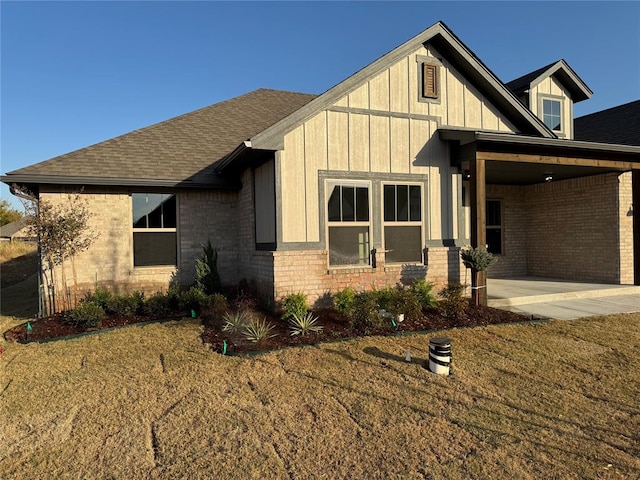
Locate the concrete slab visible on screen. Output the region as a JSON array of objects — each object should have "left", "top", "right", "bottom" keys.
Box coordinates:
[{"left": 486, "top": 276, "right": 640, "bottom": 320}]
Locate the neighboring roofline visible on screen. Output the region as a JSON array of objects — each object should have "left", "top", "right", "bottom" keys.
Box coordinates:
[
  {"left": 248, "top": 21, "right": 553, "bottom": 152},
  {"left": 439, "top": 128, "right": 640, "bottom": 157},
  {"left": 0, "top": 174, "right": 241, "bottom": 190},
  {"left": 575, "top": 99, "right": 640, "bottom": 120}
]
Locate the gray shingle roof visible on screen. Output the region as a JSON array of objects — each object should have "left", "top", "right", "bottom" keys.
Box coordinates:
[
  {"left": 505, "top": 61, "right": 558, "bottom": 96},
  {"left": 574, "top": 100, "right": 640, "bottom": 146},
  {"left": 0, "top": 216, "right": 31, "bottom": 238},
  {"left": 5, "top": 88, "right": 317, "bottom": 185}
]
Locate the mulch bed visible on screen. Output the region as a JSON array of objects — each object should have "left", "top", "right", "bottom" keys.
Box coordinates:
[
  {"left": 4, "top": 304, "right": 532, "bottom": 353},
  {"left": 201, "top": 305, "right": 532, "bottom": 355}
]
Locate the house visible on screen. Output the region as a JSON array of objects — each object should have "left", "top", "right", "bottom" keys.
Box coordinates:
[
  {"left": 0, "top": 217, "right": 35, "bottom": 243},
  {"left": 3, "top": 21, "right": 639, "bottom": 308}
]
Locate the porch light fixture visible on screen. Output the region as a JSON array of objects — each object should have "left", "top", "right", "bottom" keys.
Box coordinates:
[
  {"left": 462, "top": 170, "right": 471, "bottom": 180},
  {"left": 543, "top": 173, "right": 554, "bottom": 182}
]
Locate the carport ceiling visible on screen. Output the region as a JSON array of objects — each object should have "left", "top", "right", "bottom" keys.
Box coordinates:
[{"left": 485, "top": 161, "right": 623, "bottom": 185}]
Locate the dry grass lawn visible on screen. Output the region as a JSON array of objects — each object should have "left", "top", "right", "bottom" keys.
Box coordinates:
[{"left": 1, "top": 311, "right": 639, "bottom": 479}]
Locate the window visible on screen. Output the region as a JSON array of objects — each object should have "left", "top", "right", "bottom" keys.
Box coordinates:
[
  {"left": 383, "top": 184, "right": 423, "bottom": 263},
  {"left": 542, "top": 98, "right": 561, "bottom": 131},
  {"left": 422, "top": 63, "right": 439, "bottom": 99},
  {"left": 486, "top": 199, "right": 502, "bottom": 255},
  {"left": 327, "top": 182, "right": 370, "bottom": 266},
  {"left": 132, "top": 193, "right": 177, "bottom": 267}
]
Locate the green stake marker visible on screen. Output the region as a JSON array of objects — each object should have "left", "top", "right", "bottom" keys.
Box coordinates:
[
  {"left": 222, "top": 340, "right": 227, "bottom": 355},
  {"left": 27, "top": 322, "right": 33, "bottom": 331},
  {"left": 391, "top": 319, "right": 397, "bottom": 329},
  {"left": 191, "top": 309, "right": 197, "bottom": 318}
]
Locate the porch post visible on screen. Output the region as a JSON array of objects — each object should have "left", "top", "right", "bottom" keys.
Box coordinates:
[
  {"left": 470, "top": 154, "right": 487, "bottom": 305},
  {"left": 633, "top": 170, "right": 640, "bottom": 285}
]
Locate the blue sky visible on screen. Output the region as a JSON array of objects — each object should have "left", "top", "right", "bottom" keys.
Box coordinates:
[{"left": 2, "top": 1, "right": 639, "bottom": 209}]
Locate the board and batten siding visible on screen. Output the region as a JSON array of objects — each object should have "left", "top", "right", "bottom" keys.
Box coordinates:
[
  {"left": 279, "top": 44, "right": 518, "bottom": 244},
  {"left": 529, "top": 76, "right": 574, "bottom": 139},
  {"left": 254, "top": 160, "right": 276, "bottom": 244}
]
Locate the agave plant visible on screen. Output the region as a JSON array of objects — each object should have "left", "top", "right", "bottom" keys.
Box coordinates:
[
  {"left": 221, "top": 311, "right": 249, "bottom": 333},
  {"left": 288, "top": 312, "right": 323, "bottom": 336},
  {"left": 242, "top": 317, "right": 277, "bottom": 343}
]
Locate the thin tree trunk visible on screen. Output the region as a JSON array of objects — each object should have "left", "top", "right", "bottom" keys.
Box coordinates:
[{"left": 71, "top": 255, "right": 79, "bottom": 307}]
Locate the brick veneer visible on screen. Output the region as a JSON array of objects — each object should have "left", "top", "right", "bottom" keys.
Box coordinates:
[
  {"left": 39, "top": 170, "right": 634, "bottom": 309},
  {"left": 488, "top": 172, "right": 633, "bottom": 284}
]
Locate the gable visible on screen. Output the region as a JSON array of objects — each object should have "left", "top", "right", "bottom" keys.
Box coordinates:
[{"left": 247, "top": 21, "right": 552, "bottom": 154}]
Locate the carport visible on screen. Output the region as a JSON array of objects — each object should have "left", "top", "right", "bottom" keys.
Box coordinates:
[{"left": 441, "top": 129, "right": 640, "bottom": 305}]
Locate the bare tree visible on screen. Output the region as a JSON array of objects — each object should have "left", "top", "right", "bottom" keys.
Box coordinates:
[{"left": 13, "top": 186, "right": 99, "bottom": 314}]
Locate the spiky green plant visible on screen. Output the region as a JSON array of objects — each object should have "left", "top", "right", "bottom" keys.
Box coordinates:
[
  {"left": 222, "top": 311, "right": 249, "bottom": 333},
  {"left": 288, "top": 312, "right": 323, "bottom": 336},
  {"left": 242, "top": 317, "right": 276, "bottom": 343}
]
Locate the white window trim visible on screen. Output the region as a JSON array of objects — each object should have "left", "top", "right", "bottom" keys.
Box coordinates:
[
  {"left": 381, "top": 182, "right": 424, "bottom": 264},
  {"left": 538, "top": 94, "right": 565, "bottom": 136},
  {"left": 325, "top": 180, "right": 372, "bottom": 268}
]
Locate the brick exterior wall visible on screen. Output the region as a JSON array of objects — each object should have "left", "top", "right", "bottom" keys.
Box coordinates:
[
  {"left": 271, "top": 246, "right": 463, "bottom": 306},
  {"left": 38, "top": 170, "right": 634, "bottom": 310},
  {"left": 487, "top": 172, "right": 633, "bottom": 284}
]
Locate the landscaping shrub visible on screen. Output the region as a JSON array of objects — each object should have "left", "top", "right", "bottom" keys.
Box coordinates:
[
  {"left": 333, "top": 287, "right": 356, "bottom": 316},
  {"left": 438, "top": 283, "right": 468, "bottom": 319},
  {"left": 195, "top": 240, "right": 221, "bottom": 294},
  {"left": 288, "top": 312, "right": 323, "bottom": 336},
  {"left": 280, "top": 293, "right": 308, "bottom": 322},
  {"left": 178, "top": 287, "right": 208, "bottom": 314},
  {"left": 208, "top": 292, "right": 229, "bottom": 318},
  {"left": 84, "top": 287, "right": 113, "bottom": 310},
  {"left": 381, "top": 285, "right": 422, "bottom": 321},
  {"left": 106, "top": 293, "right": 144, "bottom": 317},
  {"left": 67, "top": 301, "right": 106, "bottom": 328},
  {"left": 242, "top": 317, "right": 276, "bottom": 343},
  {"left": 222, "top": 311, "right": 249, "bottom": 333},
  {"left": 349, "top": 291, "right": 386, "bottom": 330},
  {"left": 411, "top": 279, "right": 438, "bottom": 309},
  {"left": 144, "top": 292, "right": 171, "bottom": 317}
]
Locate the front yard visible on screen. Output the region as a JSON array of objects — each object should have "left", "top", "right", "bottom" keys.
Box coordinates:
[{"left": 1, "top": 311, "right": 638, "bottom": 479}]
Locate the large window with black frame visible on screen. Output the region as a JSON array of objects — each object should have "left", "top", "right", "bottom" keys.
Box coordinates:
[
  {"left": 327, "top": 181, "right": 371, "bottom": 266},
  {"left": 132, "top": 193, "right": 177, "bottom": 267}
]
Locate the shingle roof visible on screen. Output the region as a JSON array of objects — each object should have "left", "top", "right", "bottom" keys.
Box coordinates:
[
  {"left": 0, "top": 216, "right": 31, "bottom": 238},
  {"left": 574, "top": 100, "right": 640, "bottom": 146},
  {"left": 4, "top": 88, "right": 317, "bottom": 186},
  {"left": 505, "top": 60, "right": 592, "bottom": 103},
  {"left": 505, "top": 61, "right": 558, "bottom": 96}
]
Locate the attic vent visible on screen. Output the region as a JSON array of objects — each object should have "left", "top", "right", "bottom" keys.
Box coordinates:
[{"left": 422, "top": 63, "right": 439, "bottom": 99}]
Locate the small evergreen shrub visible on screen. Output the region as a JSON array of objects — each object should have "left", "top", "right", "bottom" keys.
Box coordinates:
[
  {"left": 350, "top": 291, "right": 386, "bottom": 330},
  {"left": 281, "top": 293, "right": 308, "bottom": 322},
  {"left": 144, "top": 292, "right": 171, "bottom": 316},
  {"left": 333, "top": 287, "right": 356, "bottom": 316},
  {"left": 460, "top": 246, "right": 497, "bottom": 272},
  {"left": 84, "top": 287, "right": 112, "bottom": 310},
  {"left": 195, "top": 240, "right": 221, "bottom": 294},
  {"left": 288, "top": 312, "right": 323, "bottom": 336},
  {"left": 242, "top": 317, "right": 276, "bottom": 343},
  {"left": 179, "top": 287, "right": 208, "bottom": 314},
  {"left": 438, "top": 283, "right": 468, "bottom": 319},
  {"left": 208, "top": 292, "right": 229, "bottom": 318},
  {"left": 411, "top": 279, "right": 438, "bottom": 309},
  {"left": 106, "top": 294, "right": 141, "bottom": 317},
  {"left": 67, "top": 301, "right": 106, "bottom": 328}
]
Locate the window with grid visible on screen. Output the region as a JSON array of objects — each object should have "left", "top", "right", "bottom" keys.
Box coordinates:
[
  {"left": 383, "top": 184, "right": 423, "bottom": 263},
  {"left": 132, "top": 193, "right": 177, "bottom": 267},
  {"left": 327, "top": 182, "right": 370, "bottom": 266},
  {"left": 542, "top": 98, "right": 562, "bottom": 131},
  {"left": 486, "top": 199, "right": 502, "bottom": 255}
]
